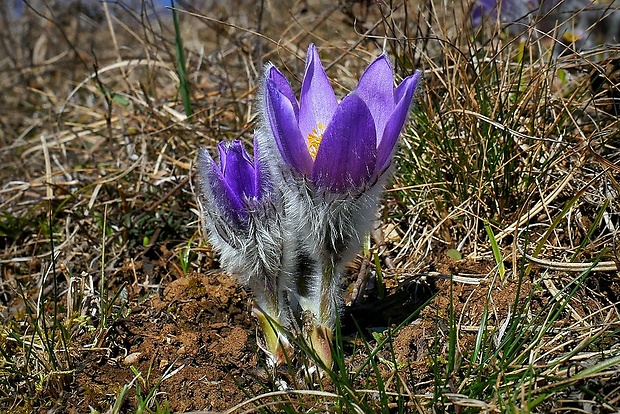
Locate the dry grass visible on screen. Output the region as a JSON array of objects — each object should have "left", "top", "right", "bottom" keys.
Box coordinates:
[{"left": 1, "top": 0, "right": 619, "bottom": 412}]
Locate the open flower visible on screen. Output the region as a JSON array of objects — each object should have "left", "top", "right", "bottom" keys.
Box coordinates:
[
  {"left": 257, "top": 45, "right": 423, "bottom": 369},
  {"left": 471, "top": 0, "right": 537, "bottom": 28},
  {"left": 263, "top": 44, "right": 421, "bottom": 193},
  {"left": 471, "top": 0, "right": 619, "bottom": 53}
]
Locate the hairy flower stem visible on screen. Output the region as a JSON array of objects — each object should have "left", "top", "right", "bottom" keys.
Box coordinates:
[
  {"left": 311, "top": 261, "right": 338, "bottom": 368},
  {"left": 319, "top": 262, "right": 335, "bottom": 326}
]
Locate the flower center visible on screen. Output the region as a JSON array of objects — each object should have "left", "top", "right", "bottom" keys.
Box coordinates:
[{"left": 307, "top": 122, "right": 326, "bottom": 161}]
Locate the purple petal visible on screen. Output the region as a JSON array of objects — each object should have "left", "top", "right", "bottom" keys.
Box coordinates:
[
  {"left": 252, "top": 135, "right": 262, "bottom": 196},
  {"left": 299, "top": 44, "right": 338, "bottom": 141},
  {"left": 312, "top": 94, "right": 377, "bottom": 192},
  {"left": 394, "top": 69, "right": 422, "bottom": 103},
  {"left": 355, "top": 55, "right": 395, "bottom": 143},
  {"left": 198, "top": 148, "right": 246, "bottom": 219},
  {"left": 267, "top": 66, "right": 299, "bottom": 119},
  {"left": 499, "top": 0, "right": 537, "bottom": 24},
  {"left": 472, "top": 0, "right": 499, "bottom": 26},
  {"left": 376, "top": 70, "right": 422, "bottom": 174},
  {"left": 220, "top": 141, "right": 258, "bottom": 199},
  {"left": 479, "top": 0, "right": 498, "bottom": 12},
  {"left": 471, "top": 6, "right": 484, "bottom": 26},
  {"left": 265, "top": 78, "right": 314, "bottom": 175},
  {"left": 472, "top": 0, "right": 539, "bottom": 26}
]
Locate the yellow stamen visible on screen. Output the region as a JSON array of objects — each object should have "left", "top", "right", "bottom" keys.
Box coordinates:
[{"left": 307, "top": 122, "right": 326, "bottom": 161}]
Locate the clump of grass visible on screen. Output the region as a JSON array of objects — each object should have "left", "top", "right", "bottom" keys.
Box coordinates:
[
  {"left": 105, "top": 363, "right": 183, "bottom": 414},
  {"left": 394, "top": 33, "right": 570, "bottom": 255},
  {"left": 1, "top": 230, "right": 77, "bottom": 409},
  {"left": 431, "top": 232, "right": 618, "bottom": 411},
  {"left": 227, "top": 296, "right": 434, "bottom": 413},
  {"left": 0, "top": 1, "right": 201, "bottom": 410},
  {"left": 375, "top": 0, "right": 619, "bottom": 410}
]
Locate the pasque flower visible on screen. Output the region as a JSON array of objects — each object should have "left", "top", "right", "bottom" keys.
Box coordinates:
[
  {"left": 472, "top": 0, "right": 619, "bottom": 53},
  {"left": 258, "top": 44, "right": 422, "bottom": 368},
  {"left": 264, "top": 44, "right": 421, "bottom": 192},
  {"left": 197, "top": 138, "right": 292, "bottom": 366},
  {"left": 199, "top": 45, "right": 422, "bottom": 370},
  {"left": 471, "top": 0, "right": 537, "bottom": 29},
  {"left": 199, "top": 139, "right": 262, "bottom": 224}
]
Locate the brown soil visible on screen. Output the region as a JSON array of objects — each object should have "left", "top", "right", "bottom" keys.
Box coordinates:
[
  {"left": 63, "top": 256, "right": 516, "bottom": 413},
  {"left": 71, "top": 271, "right": 261, "bottom": 412}
]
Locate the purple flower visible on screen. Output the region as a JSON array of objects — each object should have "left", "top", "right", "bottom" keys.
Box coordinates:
[
  {"left": 198, "top": 138, "right": 263, "bottom": 224},
  {"left": 264, "top": 44, "right": 421, "bottom": 193},
  {"left": 198, "top": 139, "right": 292, "bottom": 366},
  {"left": 472, "top": 0, "right": 539, "bottom": 27},
  {"left": 471, "top": 0, "right": 613, "bottom": 52}
]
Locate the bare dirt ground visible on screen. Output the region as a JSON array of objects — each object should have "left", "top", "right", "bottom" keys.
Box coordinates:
[
  {"left": 70, "top": 258, "right": 493, "bottom": 412},
  {"left": 74, "top": 271, "right": 254, "bottom": 412}
]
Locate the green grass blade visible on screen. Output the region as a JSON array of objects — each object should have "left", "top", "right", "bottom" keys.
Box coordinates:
[
  {"left": 485, "top": 221, "right": 505, "bottom": 281},
  {"left": 170, "top": 0, "right": 193, "bottom": 121}
]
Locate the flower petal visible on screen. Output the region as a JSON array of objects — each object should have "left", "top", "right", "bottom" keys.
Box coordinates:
[
  {"left": 376, "top": 70, "right": 422, "bottom": 174},
  {"left": 312, "top": 94, "right": 377, "bottom": 192},
  {"left": 198, "top": 147, "right": 246, "bottom": 220},
  {"left": 265, "top": 77, "right": 314, "bottom": 175},
  {"left": 299, "top": 44, "right": 338, "bottom": 141},
  {"left": 394, "top": 69, "right": 423, "bottom": 103},
  {"left": 220, "top": 140, "right": 258, "bottom": 200},
  {"left": 267, "top": 65, "right": 299, "bottom": 119},
  {"left": 355, "top": 55, "right": 395, "bottom": 142},
  {"left": 472, "top": 0, "right": 539, "bottom": 26},
  {"left": 472, "top": 0, "right": 498, "bottom": 24},
  {"left": 252, "top": 135, "right": 263, "bottom": 196}
]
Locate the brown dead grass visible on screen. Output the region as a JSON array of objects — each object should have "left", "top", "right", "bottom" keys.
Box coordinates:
[{"left": 1, "top": 0, "right": 619, "bottom": 412}]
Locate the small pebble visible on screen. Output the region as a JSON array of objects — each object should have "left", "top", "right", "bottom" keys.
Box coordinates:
[{"left": 123, "top": 352, "right": 142, "bottom": 366}]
